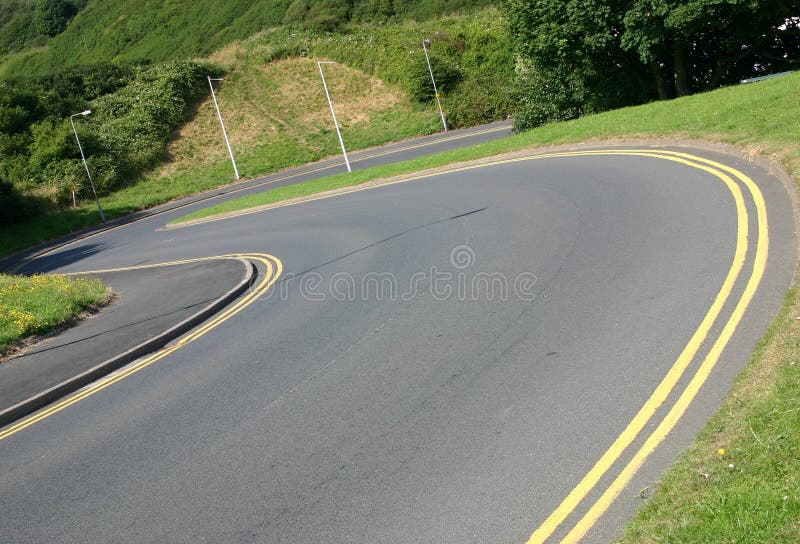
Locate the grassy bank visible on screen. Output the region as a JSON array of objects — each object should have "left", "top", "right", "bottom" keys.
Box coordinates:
[
  {"left": 175, "top": 70, "right": 799, "bottom": 224},
  {"left": 0, "top": 273, "right": 108, "bottom": 354},
  {"left": 240, "top": 8, "right": 514, "bottom": 127}
]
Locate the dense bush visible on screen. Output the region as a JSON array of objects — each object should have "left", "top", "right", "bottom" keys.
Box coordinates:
[
  {"left": 0, "top": 0, "right": 87, "bottom": 55},
  {"left": 92, "top": 62, "right": 213, "bottom": 179},
  {"left": 405, "top": 51, "right": 463, "bottom": 102},
  {"left": 0, "top": 2, "right": 41, "bottom": 55},
  {"left": 0, "top": 61, "right": 214, "bottom": 216},
  {"left": 34, "top": 0, "right": 78, "bottom": 37},
  {"left": 0, "top": 179, "right": 45, "bottom": 226}
]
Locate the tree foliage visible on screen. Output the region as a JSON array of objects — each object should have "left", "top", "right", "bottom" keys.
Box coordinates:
[
  {"left": 622, "top": 0, "right": 800, "bottom": 97},
  {"left": 0, "top": 61, "right": 214, "bottom": 219},
  {"left": 502, "top": 0, "right": 800, "bottom": 129}
]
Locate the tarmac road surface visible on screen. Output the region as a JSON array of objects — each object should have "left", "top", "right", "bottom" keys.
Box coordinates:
[{"left": 0, "top": 143, "right": 796, "bottom": 543}]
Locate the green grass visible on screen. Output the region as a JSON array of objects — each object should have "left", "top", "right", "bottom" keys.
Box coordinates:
[
  {"left": 0, "top": 0, "right": 495, "bottom": 78},
  {"left": 0, "top": 273, "right": 108, "bottom": 353},
  {"left": 174, "top": 70, "right": 800, "bottom": 224}
]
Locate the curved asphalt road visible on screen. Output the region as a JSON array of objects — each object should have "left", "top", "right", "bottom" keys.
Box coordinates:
[{"left": 0, "top": 142, "right": 796, "bottom": 543}]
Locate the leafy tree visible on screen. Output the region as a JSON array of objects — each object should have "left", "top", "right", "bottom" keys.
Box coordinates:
[
  {"left": 501, "top": 0, "right": 651, "bottom": 129},
  {"left": 502, "top": 0, "right": 800, "bottom": 129},
  {"left": 622, "top": 0, "right": 800, "bottom": 97}
]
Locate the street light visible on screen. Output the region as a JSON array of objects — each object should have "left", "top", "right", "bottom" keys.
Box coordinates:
[
  {"left": 69, "top": 110, "right": 105, "bottom": 222},
  {"left": 317, "top": 61, "right": 352, "bottom": 173},
  {"left": 207, "top": 76, "right": 241, "bottom": 180},
  {"left": 423, "top": 38, "right": 448, "bottom": 133}
]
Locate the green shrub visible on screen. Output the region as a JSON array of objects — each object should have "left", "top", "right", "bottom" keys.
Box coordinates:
[
  {"left": 510, "top": 58, "right": 593, "bottom": 131},
  {"left": 405, "top": 52, "right": 463, "bottom": 102},
  {"left": 0, "top": 60, "right": 214, "bottom": 209},
  {"left": 34, "top": 0, "right": 78, "bottom": 37},
  {"left": 0, "top": 178, "right": 45, "bottom": 226}
]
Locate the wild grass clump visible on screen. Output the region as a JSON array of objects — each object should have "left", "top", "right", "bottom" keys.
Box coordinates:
[{"left": 0, "top": 273, "right": 107, "bottom": 353}]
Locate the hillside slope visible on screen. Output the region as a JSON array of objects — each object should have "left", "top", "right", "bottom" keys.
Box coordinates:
[
  {"left": 148, "top": 53, "right": 441, "bottom": 188},
  {"left": 0, "top": 0, "right": 493, "bottom": 77}
]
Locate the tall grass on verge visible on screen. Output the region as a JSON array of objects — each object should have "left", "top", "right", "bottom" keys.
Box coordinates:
[{"left": 0, "top": 273, "right": 107, "bottom": 353}]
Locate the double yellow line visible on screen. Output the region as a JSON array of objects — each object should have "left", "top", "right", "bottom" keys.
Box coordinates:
[
  {"left": 0, "top": 253, "right": 283, "bottom": 442},
  {"left": 520, "top": 150, "right": 768, "bottom": 543}
]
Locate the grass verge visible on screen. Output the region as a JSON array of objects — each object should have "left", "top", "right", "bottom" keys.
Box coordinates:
[
  {"left": 0, "top": 274, "right": 108, "bottom": 354},
  {"left": 174, "top": 71, "right": 799, "bottom": 224}
]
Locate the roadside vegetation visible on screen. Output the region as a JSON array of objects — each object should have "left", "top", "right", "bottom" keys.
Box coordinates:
[
  {"left": 501, "top": 0, "right": 799, "bottom": 130},
  {"left": 0, "top": 0, "right": 494, "bottom": 77},
  {"left": 0, "top": 61, "right": 215, "bottom": 231},
  {"left": 0, "top": 273, "right": 108, "bottom": 354},
  {"left": 240, "top": 8, "right": 514, "bottom": 127}
]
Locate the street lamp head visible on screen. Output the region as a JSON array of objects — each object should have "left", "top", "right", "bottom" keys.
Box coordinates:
[
  {"left": 423, "top": 38, "right": 431, "bottom": 46},
  {"left": 80, "top": 110, "right": 91, "bottom": 116}
]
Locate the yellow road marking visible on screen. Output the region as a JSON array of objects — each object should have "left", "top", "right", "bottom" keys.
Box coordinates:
[
  {"left": 554, "top": 151, "right": 769, "bottom": 543},
  {"left": 525, "top": 152, "right": 751, "bottom": 544},
  {"left": 0, "top": 253, "right": 282, "bottom": 442}
]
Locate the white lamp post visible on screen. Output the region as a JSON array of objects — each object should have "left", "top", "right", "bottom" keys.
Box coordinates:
[
  {"left": 317, "top": 61, "right": 351, "bottom": 173},
  {"left": 423, "top": 38, "right": 448, "bottom": 133},
  {"left": 69, "top": 110, "right": 106, "bottom": 222},
  {"left": 208, "top": 76, "right": 241, "bottom": 180}
]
